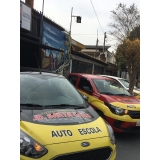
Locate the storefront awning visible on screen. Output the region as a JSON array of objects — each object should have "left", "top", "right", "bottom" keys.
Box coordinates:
[{"left": 20, "top": 37, "right": 64, "bottom": 52}]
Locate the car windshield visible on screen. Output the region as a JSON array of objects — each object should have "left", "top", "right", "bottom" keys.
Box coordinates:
[
  {"left": 118, "top": 79, "right": 137, "bottom": 89},
  {"left": 20, "top": 73, "right": 85, "bottom": 107},
  {"left": 93, "top": 79, "right": 131, "bottom": 96}
]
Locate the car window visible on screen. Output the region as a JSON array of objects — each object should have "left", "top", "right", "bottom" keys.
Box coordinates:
[
  {"left": 118, "top": 79, "right": 129, "bottom": 88},
  {"left": 118, "top": 79, "right": 137, "bottom": 89},
  {"left": 68, "top": 75, "right": 78, "bottom": 86},
  {"left": 93, "top": 79, "right": 131, "bottom": 96},
  {"left": 20, "top": 74, "right": 85, "bottom": 106},
  {"left": 78, "top": 77, "right": 92, "bottom": 94}
]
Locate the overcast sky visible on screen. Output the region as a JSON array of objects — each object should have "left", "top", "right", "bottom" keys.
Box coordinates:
[{"left": 22, "top": 0, "right": 140, "bottom": 52}]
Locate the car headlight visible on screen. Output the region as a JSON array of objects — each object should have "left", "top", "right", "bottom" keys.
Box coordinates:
[
  {"left": 104, "top": 102, "right": 125, "bottom": 115},
  {"left": 106, "top": 122, "right": 116, "bottom": 145},
  {"left": 20, "top": 130, "right": 48, "bottom": 158}
]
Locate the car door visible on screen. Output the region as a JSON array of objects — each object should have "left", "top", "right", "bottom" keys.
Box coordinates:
[
  {"left": 77, "top": 77, "right": 96, "bottom": 104},
  {"left": 68, "top": 75, "right": 78, "bottom": 87}
]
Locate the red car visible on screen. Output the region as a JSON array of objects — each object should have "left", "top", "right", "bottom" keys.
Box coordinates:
[{"left": 67, "top": 73, "right": 140, "bottom": 133}]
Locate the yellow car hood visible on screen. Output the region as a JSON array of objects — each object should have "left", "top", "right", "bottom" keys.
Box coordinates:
[{"left": 21, "top": 118, "right": 109, "bottom": 145}]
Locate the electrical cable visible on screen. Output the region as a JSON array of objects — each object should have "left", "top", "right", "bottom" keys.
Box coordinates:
[{"left": 90, "top": 0, "right": 104, "bottom": 33}]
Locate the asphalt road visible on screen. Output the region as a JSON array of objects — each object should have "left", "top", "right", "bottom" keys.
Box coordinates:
[{"left": 115, "top": 132, "right": 140, "bottom": 160}]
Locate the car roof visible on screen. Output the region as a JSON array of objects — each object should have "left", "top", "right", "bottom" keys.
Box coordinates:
[
  {"left": 100, "top": 75, "right": 126, "bottom": 80},
  {"left": 20, "top": 71, "right": 65, "bottom": 78},
  {"left": 68, "top": 73, "right": 113, "bottom": 80}
]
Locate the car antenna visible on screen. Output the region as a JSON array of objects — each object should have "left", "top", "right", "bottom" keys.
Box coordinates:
[{"left": 35, "top": 52, "right": 41, "bottom": 74}]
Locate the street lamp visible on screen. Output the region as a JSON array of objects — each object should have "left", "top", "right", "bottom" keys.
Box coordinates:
[
  {"left": 69, "top": 7, "right": 81, "bottom": 73},
  {"left": 69, "top": 7, "right": 81, "bottom": 36}
]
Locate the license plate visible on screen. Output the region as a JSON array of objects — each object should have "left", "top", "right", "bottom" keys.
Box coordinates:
[{"left": 136, "top": 120, "right": 140, "bottom": 126}]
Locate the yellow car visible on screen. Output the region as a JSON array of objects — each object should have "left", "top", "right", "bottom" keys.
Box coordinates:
[
  {"left": 20, "top": 71, "right": 116, "bottom": 160},
  {"left": 68, "top": 73, "right": 140, "bottom": 133}
]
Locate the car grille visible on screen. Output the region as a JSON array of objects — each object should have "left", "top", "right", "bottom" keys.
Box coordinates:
[
  {"left": 126, "top": 126, "right": 140, "bottom": 132},
  {"left": 51, "top": 147, "right": 112, "bottom": 160},
  {"left": 128, "top": 110, "right": 140, "bottom": 119}
]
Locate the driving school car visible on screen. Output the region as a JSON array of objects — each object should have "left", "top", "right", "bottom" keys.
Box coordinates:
[
  {"left": 67, "top": 73, "right": 140, "bottom": 133},
  {"left": 20, "top": 71, "right": 116, "bottom": 160}
]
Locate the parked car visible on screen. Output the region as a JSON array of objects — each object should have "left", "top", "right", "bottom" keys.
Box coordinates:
[
  {"left": 20, "top": 70, "right": 116, "bottom": 160},
  {"left": 100, "top": 75, "right": 140, "bottom": 99},
  {"left": 67, "top": 73, "right": 140, "bottom": 133}
]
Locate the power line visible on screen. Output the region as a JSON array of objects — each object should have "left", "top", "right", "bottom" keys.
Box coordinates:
[
  {"left": 72, "top": 34, "right": 104, "bottom": 35},
  {"left": 90, "top": 0, "right": 104, "bottom": 33},
  {"left": 72, "top": 34, "right": 114, "bottom": 37}
]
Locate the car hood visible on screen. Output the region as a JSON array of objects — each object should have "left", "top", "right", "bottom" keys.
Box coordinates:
[
  {"left": 126, "top": 87, "right": 140, "bottom": 92},
  {"left": 20, "top": 108, "right": 109, "bottom": 145},
  {"left": 100, "top": 94, "right": 140, "bottom": 110}
]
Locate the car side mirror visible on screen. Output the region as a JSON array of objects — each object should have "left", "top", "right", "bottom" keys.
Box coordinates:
[{"left": 83, "top": 86, "right": 92, "bottom": 94}]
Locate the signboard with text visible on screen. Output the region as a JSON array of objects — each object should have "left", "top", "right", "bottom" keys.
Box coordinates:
[{"left": 20, "top": 2, "right": 31, "bottom": 31}]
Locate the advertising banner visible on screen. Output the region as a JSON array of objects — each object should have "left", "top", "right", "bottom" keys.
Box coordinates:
[
  {"left": 20, "top": 2, "right": 31, "bottom": 31},
  {"left": 41, "top": 22, "right": 70, "bottom": 76}
]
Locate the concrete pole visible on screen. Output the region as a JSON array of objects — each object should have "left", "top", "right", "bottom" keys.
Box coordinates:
[{"left": 103, "top": 32, "right": 106, "bottom": 54}]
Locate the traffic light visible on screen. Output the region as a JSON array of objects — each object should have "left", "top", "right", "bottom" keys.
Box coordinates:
[{"left": 76, "top": 16, "right": 81, "bottom": 23}]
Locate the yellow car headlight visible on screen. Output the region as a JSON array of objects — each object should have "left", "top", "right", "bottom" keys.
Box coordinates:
[
  {"left": 105, "top": 102, "right": 125, "bottom": 116},
  {"left": 20, "top": 130, "right": 48, "bottom": 158},
  {"left": 106, "top": 122, "right": 116, "bottom": 145}
]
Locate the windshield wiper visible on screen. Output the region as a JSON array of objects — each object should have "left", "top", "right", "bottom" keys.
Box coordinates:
[
  {"left": 20, "top": 103, "right": 86, "bottom": 109},
  {"left": 100, "top": 92, "right": 115, "bottom": 95},
  {"left": 45, "top": 104, "right": 86, "bottom": 109},
  {"left": 20, "top": 103, "right": 45, "bottom": 108},
  {"left": 114, "top": 94, "right": 130, "bottom": 96}
]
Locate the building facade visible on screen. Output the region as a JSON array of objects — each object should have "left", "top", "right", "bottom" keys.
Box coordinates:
[{"left": 20, "top": 0, "right": 118, "bottom": 77}]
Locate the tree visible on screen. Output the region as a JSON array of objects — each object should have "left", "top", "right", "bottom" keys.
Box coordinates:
[
  {"left": 109, "top": 3, "right": 140, "bottom": 43},
  {"left": 115, "top": 26, "right": 140, "bottom": 73},
  {"left": 116, "top": 38, "right": 140, "bottom": 93},
  {"left": 109, "top": 3, "right": 140, "bottom": 94},
  {"left": 128, "top": 25, "right": 140, "bottom": 40},
  {"left": 115, "top": 51, "right": 127, "bottom": 71}
]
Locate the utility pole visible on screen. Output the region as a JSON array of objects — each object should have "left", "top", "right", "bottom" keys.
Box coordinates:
[
  {"left": 69, "top": 7, "right": 81, "bottom": 73},
  {"left": 69, "top": 7, "right": 73, "bottom": 73},
  {"left": 69, "top": 7, "right": 73, "bottom": 37},
  {"left": 103, "top": 32, "right": 106, "bottom": 54},
  {"left": 40, "top": 0, "right": 44, "bottom": 42},
  {"left": 95, "top": 30, "right": 98, "bottom": 58},
  {"left": 69, "top": 7, "right": 81, "bottom": 37}
]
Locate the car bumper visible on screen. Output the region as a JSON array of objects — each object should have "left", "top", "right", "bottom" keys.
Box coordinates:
[
  {"left": 20, "top": 137, "right": 116, "bottom": 160},
  {"left": 106, "top": 116, "right": 140, "bottom": 133}
]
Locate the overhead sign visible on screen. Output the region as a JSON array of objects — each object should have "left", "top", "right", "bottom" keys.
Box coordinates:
[{"left": 20, "top": 2, "right": 31, "bottom": 31}]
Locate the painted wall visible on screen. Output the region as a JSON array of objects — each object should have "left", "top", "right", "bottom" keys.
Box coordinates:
[{"left": 41, "top": 21, "right": 70, "bottom": 76}]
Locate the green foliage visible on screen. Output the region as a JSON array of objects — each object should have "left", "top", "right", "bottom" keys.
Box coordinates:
[
  {"left": 128, "top": 25, "right": 140, "bottom": 40},
  {"left": 115, "top": 53, "right": 127, "bottom": 71}
]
